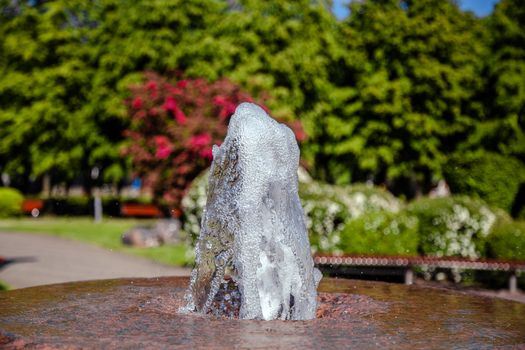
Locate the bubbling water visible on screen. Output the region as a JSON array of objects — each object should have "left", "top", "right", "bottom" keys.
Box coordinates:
[{"left": 183, "top": 103, "right": 321, "bottom": 320}]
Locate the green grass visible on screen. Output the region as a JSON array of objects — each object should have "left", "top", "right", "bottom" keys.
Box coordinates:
[
  {"left": 0, "top": 280, "right": 11, "bottom": 291},
  {"left": 0, "top": 217, "right": 193, "bottom": 266}
]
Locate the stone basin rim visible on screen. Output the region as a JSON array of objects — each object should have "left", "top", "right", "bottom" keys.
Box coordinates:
[
  {"left": 3, "top": 275, "right": 516, "bottom": 306},
  {"left": 2, "top": 276, "right": 525, "bottom": 350}
]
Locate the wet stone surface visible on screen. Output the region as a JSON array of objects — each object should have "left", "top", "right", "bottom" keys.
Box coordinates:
[{"left": 1, "top": 277, "right": 525, "bottom": 349}]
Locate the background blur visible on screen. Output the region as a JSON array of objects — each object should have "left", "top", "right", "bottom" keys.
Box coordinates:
[{"left": 0, "top": 0, "right": 524, "bottom": 291}]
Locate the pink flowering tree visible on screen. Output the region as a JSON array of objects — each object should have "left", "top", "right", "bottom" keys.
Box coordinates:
[{"left": 123, "top": 72, "right": 285, "bottom": 212}]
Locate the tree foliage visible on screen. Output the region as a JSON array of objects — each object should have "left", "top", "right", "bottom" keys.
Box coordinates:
[
  {"left": 0, "top": 0, "right": 229, "bottom": 192},
  {"left": 315, "top": 0, "right": 487, "bottom": 193},
  {"left": 465, "top": 0, "right": 525, "bottom": 163},
  {"left": 0, "top": 0, "right": 523, "bottom": 208},
  {"left": 444, "top": 152, "right": 525, "bottom": 213}
]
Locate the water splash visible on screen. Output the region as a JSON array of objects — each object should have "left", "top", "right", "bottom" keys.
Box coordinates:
[{"left": 183, "top": 102, "right": 321, "bottom": 320}]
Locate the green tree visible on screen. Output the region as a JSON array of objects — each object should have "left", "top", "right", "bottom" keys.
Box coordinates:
[
  {"left": 323, "top": 0, "right": 487, "bottom": 195},
  {"left": 0, "top": 0, "right": 227, "bottom": 193},
  {"left": 200, "top": 0, "right": 351, "bottom": 180},
  {"left": 465, "top": 0, "right": 525, "bottom": 163},
  {"left": 451, "top": 0, "right": 525, "bottom": 216},
  {"left": 0, "top": 0, "right": 348, "bottom": 194},
  {"left": 1, "top": 0, "right": 503, "bottom": 203},
  {"left": 0, "top": 0, "right": 122, "bottom": 192}
]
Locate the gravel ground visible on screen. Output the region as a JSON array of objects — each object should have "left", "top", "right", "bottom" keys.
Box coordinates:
[{"left": 0, "top": 231, "right": 190, "bottom": 289}]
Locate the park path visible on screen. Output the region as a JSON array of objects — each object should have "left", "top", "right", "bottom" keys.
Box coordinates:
[{"left": 0, "top": 232, "right": 191, "bottom": 289}]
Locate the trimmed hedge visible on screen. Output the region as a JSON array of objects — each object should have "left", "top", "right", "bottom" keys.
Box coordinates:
[
  {"left": 0, "top": 187, "right": 24, "bottom": 218},
  {"left": 486, "top": 220, "right": 525, "bottom": 261},
  {"left": 337, "top": 211, "right": 419, "bottom": 256},
  {"left": 47, "top": 196, "right": 91, "bottom": 216},
  {"left": 406, "top": 196, "right": 500, "bottom": 259},
  {"left": 444, "top": 152, "right": 525, "bottom": 213}
]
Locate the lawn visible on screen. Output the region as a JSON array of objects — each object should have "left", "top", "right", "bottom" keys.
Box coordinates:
[
  {"left": 0, "top": 280, "right": 10, "bottom": 291},
  {"left": 0, "top": 217, "right": 193, "bottom": 267}
]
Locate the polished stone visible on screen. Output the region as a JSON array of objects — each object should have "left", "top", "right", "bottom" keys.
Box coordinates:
[{"left": 1, "top": 277, "right": 524, "bottom": 349}]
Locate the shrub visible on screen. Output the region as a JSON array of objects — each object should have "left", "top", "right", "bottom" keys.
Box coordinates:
[
  {"left": 123, "top": 72, "right": 271, "bottom": 208},
  {"left": 0, "top": 280, "right": 10, "bottom": 291},
  {"left": 300, "top": 180, "right": 401, "bottom": 254},
  {"left": 337, "top": 211, "right": 419, "bottom": 256},
  {"left": 46, "top": 196, "right": 91, "bottom": 216},
  {"left": 406, "top": 196, "right": 498, "bottom": 259},
  {"left": 181, "top": 171, "right": 209, "bottom": 244},
  {"left": 299, "top": 185, "right": 348, "bottom": 254},
  {"left": 0, "top": 187, "right": 24, "bottom": 218},
  {"left": 444, "top": 152, "right": 525, "bottom": 212},
  {"left": 182, "top": 168, "right": 402, "bottom": 253},
  {"left": 486, "top": 221, "right": 525, "bottom": 261},
  {"left": 101, "top": 197, "right": 121, "bottom": 217}
]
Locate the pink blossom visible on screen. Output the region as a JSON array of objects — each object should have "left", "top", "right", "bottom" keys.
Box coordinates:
[
  {"left": 177, "top": 80, "right": 188, "bottom": 89},
  {"left": 146, "top": 81, "right": 157, "bottom": 90},
  {"left": 199, "top": 148, "right": 213, "bottom": 160},
  {"left": 174, "top": 108, "right": 187, "bottom": 125},
  {"left": 156, "top": 146, "right": 171, "bottom": 159},
  {"left": 294, "top": 129, "right": 307, "bottom": 141},
  {"left": 163, "top": 96, "right": 177, "bottom": 112},
  {"left": 214, "top": 95, "right": 236, "bottom": 119},
  {"left": 163, "top": 97, "right": 187, "bottom": 124},
  {"left": 154, "top": 136, "right": 172, "bottom": 159},
  {"left": 289, "top": 121, "right": 307, "bottom": 142},
  {"left": 154, "top": 135, "right": 170, "bottom": 146},
  {"left": 167, "top": 86, "right": 181, "bottom": 95},
  {"left": 213, "top": 96, "right": 226, "bottom": 106},
  {"left": 219, "top": 101, "right": 236, "bottom": 119},
  {"left": 131, "top": 97, "right": 142, "bottom": 109},
  {"left": 189, "top": 133, "right": 212, "bottom": 148}
]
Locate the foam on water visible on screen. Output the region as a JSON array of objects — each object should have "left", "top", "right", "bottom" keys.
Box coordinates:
[{"left": 183, "top": 102, "right": 321, "bottom": 320}]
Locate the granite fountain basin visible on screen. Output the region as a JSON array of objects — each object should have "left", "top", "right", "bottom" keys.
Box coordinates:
[{"left": 1, "top": 276, "right": 525, "bottom": 349}]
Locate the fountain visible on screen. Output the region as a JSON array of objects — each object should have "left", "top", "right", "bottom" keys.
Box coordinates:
[
  {"left": 183, "top": 103, "right": 320, "bottom": 320},
  {"left": 1, "top": 103, "right": 524, "bottom": 348}
]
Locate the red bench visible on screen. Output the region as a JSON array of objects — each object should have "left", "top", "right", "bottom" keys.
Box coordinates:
[
  {"left": 21, "top": 199, "right": 44, "bottom": 216},
  {"left": 120, "top": 203, "right": 162, "bottom": 218}
]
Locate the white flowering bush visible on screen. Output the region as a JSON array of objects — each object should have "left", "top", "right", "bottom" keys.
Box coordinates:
[
  {"left": 182, "top": 172, "right": 522, "bottom": 264},
  {"left": 181, "top": 171, "right": 209, "bottom": 245},
  {"left": 406, "top": 196, "right": 499, "bottom": 259},
  {"left": 182, "top": 168, "right": 402, "bottom": 254},
  {"left": 300, "top": 180, "right": 402, "bottom": 254}
]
